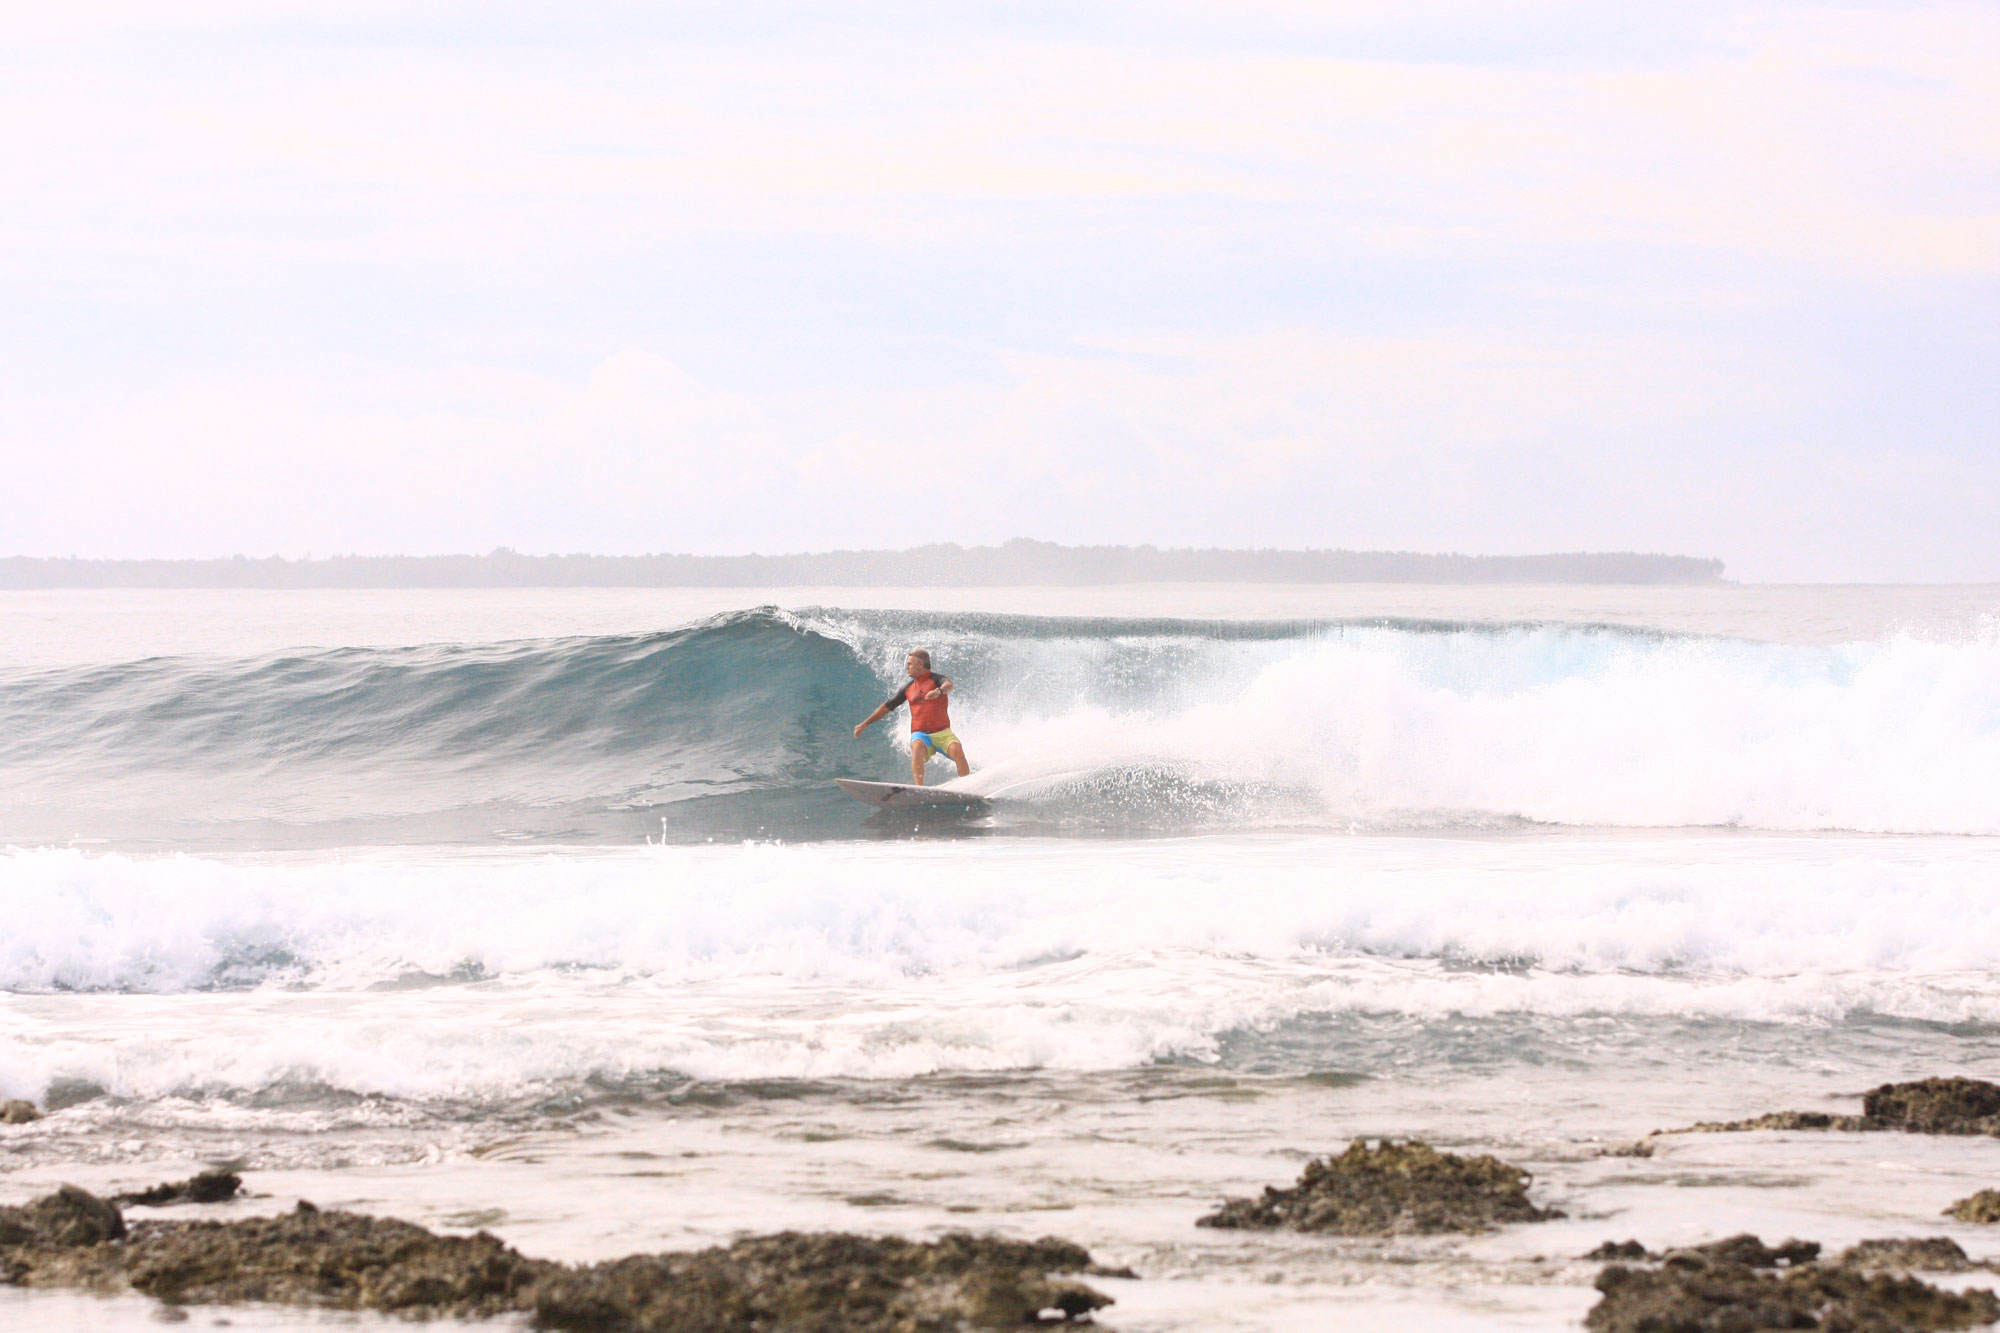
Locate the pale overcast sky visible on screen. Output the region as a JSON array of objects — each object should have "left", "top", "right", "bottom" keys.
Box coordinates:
[{"left": 1, "top": 2, "right": 1994, "bottom": 580}]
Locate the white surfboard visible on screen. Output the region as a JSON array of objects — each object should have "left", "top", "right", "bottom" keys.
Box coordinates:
[{"left": 834, "top": 778, "right": 990, "bottom": 810}]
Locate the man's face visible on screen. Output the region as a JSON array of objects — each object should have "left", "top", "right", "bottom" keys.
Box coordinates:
[{"left": 905, "top": 654, "right": 926, "bottom": 678}]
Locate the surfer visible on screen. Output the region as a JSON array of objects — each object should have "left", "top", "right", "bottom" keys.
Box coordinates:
[{"left": 852, "top": 649, "right": 970, "bottom": 785}]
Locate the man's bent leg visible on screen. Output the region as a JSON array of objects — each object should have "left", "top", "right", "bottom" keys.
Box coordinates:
[
  {"left": 910, "top": 739, "right": 929, "bottom": 785},
  {"left": 945, "top": 740, "right": 970, "bottom": 777}
]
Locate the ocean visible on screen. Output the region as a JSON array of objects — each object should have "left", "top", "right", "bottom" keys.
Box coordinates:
[{"left": 3, "top": 582, "right": 1999, "bottom": 1330}]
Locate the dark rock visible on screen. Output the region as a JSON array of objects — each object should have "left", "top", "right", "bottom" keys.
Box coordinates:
[
  {"left": 1602, "top": 1139, "right": 1656, "bottom": 1158},
  {"left": 0, "top": 1187, "right": 1125, "bottom": 1328},
  {"left": 118, "top": 1203, "right": 547, "bottom": 1314},
  {"left": 114, "top": 1171, "right": 242, "bottom": 1208},
  {"left": 1585, "top": 1233, "right": 2000, "bottom": 1332},
  {"left": 0, "top": 1101, "right": 39, "bottom": 1125},
  {"left": 2, "top": 1196, "right": 543, "bottom": 1315},
  {"left": 1588, "top": 1262, "right": 1793, "bottom": 1332},
  {"left": 1587, "top": 1258, "right": 2000, "bottom": 1332},
  {"left": 1586, "top": 1241, "right": 1655, "bottom": 1261},
  {"left": 1838, "top": 1238, "right": 1975, "bottom": 1273},
  {"left": 1589, "top": 1234, "right": 1971, "bottom": 1274},
  {"left": 1664, "top": 1235, "right": 1820, "bottom": 1269},
  {"left": 1865, "top": 1079, "right": 2000, "bottom": 1135},
  {"left": 1679, "top": 1078, "right": 2000, "bottom": 1139},
  {"left": 0, "top": 1184, "right": 127, "bottom": 1249},
  {"left": 534, "top": 1231, "right": 1121, "bottom": 1331},
  {"left": 1681, "top": 1110, "right": 1874, "bottom": 1133},
  {"left": 1195, "top": 1138, "right": 1563, "bottom": 1235},
  {"left": 1948, "top": 1191, "right": 2000, "bottom": 1224}
]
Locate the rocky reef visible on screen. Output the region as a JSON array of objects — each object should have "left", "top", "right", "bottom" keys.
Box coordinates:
[
  {"left": 1584, "top": 1240, "right": 1654, "bottom": 1262},
  {"left": 1196, "top": 1138, "right": 1562, "bottom": 1235},
  {"left": 1837, "top": 1238, "right": 1978, "bottom": 1273},
  {"left": 0, "top": 1186, "right": 1124, "bottom": 1328},
  {"left": 1682, "top": 1077, "right": 2000, "bottom": 1137},
  {"left": 1587, "top": 1233, "right": 2000, "bottom": 1332},
  {"left": 0, "top": 1184, "right": 126, "bottom": 1257},
  {"left": 1584, "top": 1235, "right": 1822, "bottom": 1267},
  {"left": 1950, "top": 1192, "right": 2000, "bottom": 1224},
  {"left": 0, "top": 1101, "right": 40, "bottom": 1125},
  {"left": 1868, "top": 1079, "right": 2000, "bottom": 1134},
  {"left": 534, "top": 1232, "right": 1123, "bottom": 1332},
  {"left": 112, "top": 1170, "right": 242, "bottom": 1208},
  {"left": 4, "top": 1196, "right": 555, "bottom": 1317}
]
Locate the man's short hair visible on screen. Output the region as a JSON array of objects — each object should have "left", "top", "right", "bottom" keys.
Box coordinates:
[{"left": 908, "top": 648, "right": 932, "bottom": 667}]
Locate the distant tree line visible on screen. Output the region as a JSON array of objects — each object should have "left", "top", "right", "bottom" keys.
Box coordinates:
[{"left": 0, "top": 540, "right": 1725, "bottom": 588}]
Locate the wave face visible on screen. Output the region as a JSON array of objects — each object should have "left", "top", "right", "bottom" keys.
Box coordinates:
[{"left": 1, "top": 607, "right": 1997, "bottom": 845}]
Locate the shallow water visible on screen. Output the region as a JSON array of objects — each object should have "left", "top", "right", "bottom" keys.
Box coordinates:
[{"left": 3, "top": 583, "right": 1999, "bottom": 1328}]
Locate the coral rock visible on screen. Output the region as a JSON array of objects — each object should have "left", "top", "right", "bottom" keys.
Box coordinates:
[
  {"left": 1589, "top": 1250, "right": 2000, "bottom": 1333},
  {"left": 1663, "top": 1235, "right": 1820, "bottom": 1269},
  {"left": 1196, "top": 1139, "right": 1562, "bottom": 1236},
  {"left": 113, "top": 1171, "right": 243, "bottom": 1208},
  {"left": 0, "top": 1185, "right": 126, "bottom": 1250},
  {"left": 1949, "top": 1191, "right": 2000, "bottom": 1225},
  {"left": 1837, "top": 1238, "right": 1974, "bottom": 1273},
  {"left": 0, "top": 1187, "right": 1123, "bottom": 1329},
  {"left": 1680, "top": 1077, "right": 2000, "bottom": 1139},
  {"left": 534, "top": 1231, "right": 1121, "bottom": 1332},
  {"left": 1865, "top": 1078, "right": 2000, "bottom": 1135}
]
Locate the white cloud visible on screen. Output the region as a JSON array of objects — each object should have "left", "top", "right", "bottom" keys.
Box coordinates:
[
  {"left": 0, "top": 1, "right": 1993, "bottom": 577},
  {"left": 3, "top": 2, "right": 1991, "bottom": 271}
]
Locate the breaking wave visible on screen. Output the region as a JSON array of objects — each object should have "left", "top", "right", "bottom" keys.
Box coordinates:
[{"left": 0, "top": 607, "right": 1996, "bottom": 845}]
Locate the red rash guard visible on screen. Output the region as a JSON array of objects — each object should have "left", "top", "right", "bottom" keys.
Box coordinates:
[{"left": 884, "top": 673, "right": 951, "bottom": 733}]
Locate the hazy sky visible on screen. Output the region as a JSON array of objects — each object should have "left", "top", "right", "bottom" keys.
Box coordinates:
[{"left": 1, "top": 2, "right": 1994, "bottom": 580}]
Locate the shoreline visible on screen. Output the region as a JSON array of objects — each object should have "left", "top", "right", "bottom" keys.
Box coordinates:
[{"left": 9, "top": 1075, "right": 2000, "bottom": 1330}]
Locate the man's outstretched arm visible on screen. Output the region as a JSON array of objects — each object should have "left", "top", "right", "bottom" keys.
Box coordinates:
[
  {"left": 853, "top": 702, "right": 892, "bottom": 738},
  {"left": 855, "top": 685, "right": 910, "bottom": 738}
]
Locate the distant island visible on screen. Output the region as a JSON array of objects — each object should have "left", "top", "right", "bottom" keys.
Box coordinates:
[{"left": 0, "top": 542, "right": 1724, "bottom": 588}]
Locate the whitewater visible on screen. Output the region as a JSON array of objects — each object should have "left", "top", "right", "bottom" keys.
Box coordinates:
[{"left": 3, "top": 583, "right": 1999, "bottom": 1331}]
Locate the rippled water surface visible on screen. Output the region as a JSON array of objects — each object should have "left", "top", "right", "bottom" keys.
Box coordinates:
[{"left": 3, "top": 583, "right": 1998, "bottom": 1330}]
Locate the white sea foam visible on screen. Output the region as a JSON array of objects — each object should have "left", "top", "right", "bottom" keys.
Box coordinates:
[
  {"left": 903, "top": 624, "right": 2000, "bottom": 835},
  {"left": 2, "top": 835, "right": 1997, "bottom": 1102},
  {"left": 9, "top": 835, "right": 2000, "bottom": 991}
]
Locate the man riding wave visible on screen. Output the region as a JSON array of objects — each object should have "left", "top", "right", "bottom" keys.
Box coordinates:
[{"left": 852, "top": 648, "right": 970, "bottom": 785}]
